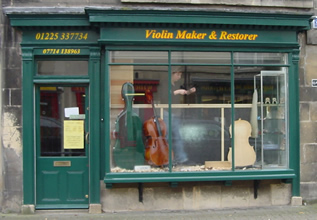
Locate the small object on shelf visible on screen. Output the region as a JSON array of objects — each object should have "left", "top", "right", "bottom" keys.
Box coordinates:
[
  {"left": 134, "top": 165, "right": 151, "bottom": 171},
  {"left": 272, "top": 97, "right": 277, "bottom": 104},
  {"left": 265, "top": 97, "right": 271, "bottom": 104}
]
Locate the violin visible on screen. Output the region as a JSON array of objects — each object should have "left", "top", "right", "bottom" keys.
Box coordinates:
[
  {"left": 113, "top": 82, "right": 144, "bottom": 169},
  {"left": 143, "top": 90, "right": 171, "bottom": 166}
]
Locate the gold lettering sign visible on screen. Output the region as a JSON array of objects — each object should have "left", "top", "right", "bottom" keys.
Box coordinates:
[
  {"left": 145, "top": 29, "right": 259, "bottom": 41},
  {"left": 219, "top": 31, "right": 258, "bottom": 40},
  {"left": 42, "top": 49, "right": 81, "bottom": 55},
  {"left": 35, "top": 32, "right": 88, "bottom": 41}
]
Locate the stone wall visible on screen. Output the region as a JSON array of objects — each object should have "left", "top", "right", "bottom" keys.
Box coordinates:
[
  {"left": 4, "top": 0, "right": 313, "bottom": 8},
  {"left": 0, "top": 4, "right": 23, "bottom": 213},
  {"left": 2, "top": 0, "right": 314, "bottom": 13},
  {"left": 300, "top": 0, "right": 317, "bottom": 204},
  {"left": 0, "top": 0, "right": 315, "bottom": 213},
  {"left": 122, "top": 0, "right": 313, "bottom": 8},
  {"left": 101, "top": 180, "right": 291, "bottom": 212},
  {"left": 0, "top": 0, "right": 4, "bottom": 213}
]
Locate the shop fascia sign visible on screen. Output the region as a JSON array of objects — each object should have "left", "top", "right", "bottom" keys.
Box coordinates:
[
  {"left": 100, "top": 27, "right": 297, "bottom": 45},
  {"left": 145, "top": 29, "right": 259, "bottom": 41},
  {"left": 101, "top": 27, "right": 295, "bottom": 44}
]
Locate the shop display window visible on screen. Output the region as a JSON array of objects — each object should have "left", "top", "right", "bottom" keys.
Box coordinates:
[{"left": 108, "top": 50, "right": 288, "bottom": 173}]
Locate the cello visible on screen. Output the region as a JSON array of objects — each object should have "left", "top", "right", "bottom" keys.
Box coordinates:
[
  {"left": 227, "top": 119, "right": 256, "bottom": 167},
  {"left": 143, "top": 90, "right": 171, "bottom": 166},
  {"left": 113, "top": 82, "right": 145, "bottom": 169}
]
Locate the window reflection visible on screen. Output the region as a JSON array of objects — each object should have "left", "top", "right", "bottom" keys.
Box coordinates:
[
  {"left": 38, "top": 61, "right": 88, "bottom": 75},
  {"left": 40, "top": 86, "right": 87, "bottom": 157},
  {"left": 108, "top": 50, "right": 288, "bottom": 173},
  {"left": 171, "top": 51, "right": 231, "bottom": 64},
  {"left": 233, "top": 52, "right": 287, "bottom": 65},
  {"left": 110, "top": 51, "right": 168, "bottom": 63},
  {"left": 234, "top": 66, "right": 288, "bottom": 169}
]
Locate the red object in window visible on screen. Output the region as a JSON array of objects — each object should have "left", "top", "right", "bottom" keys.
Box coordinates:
[
  {"left": 72, "top": 87, "right": 85, "bottom": 114},
  {"left": 133, "top": 79, "right": 159, "bottom": 103},
  {"left": 133, "top": 80, "right": 160, "bottom": 120}
]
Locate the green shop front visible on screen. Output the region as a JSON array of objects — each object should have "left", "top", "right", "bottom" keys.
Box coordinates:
[{"left": 6, "top": 9, "right": 311, "bottom": 211}]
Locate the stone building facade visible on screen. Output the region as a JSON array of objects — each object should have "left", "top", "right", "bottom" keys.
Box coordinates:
[
  {"left": 300, "top": 1, "right": 317, "bottom": 203},
  {"left": 0, "top": 0, "right": 316, "bottom": 214}
]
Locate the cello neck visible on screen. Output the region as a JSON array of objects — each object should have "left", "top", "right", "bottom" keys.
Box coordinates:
[{"left": 151, "top": 100, "right": 163, "bottom": 137}]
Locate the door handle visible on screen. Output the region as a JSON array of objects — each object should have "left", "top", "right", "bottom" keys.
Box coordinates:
[{"left": 85, "top": 132, "right": 89, "bottom": 144}]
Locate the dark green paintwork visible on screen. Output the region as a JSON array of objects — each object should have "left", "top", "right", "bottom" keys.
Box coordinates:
[
  {"left": 86, "top": 9, "right": 311, "bottom": 30},
  {"left": 20, "top": 46, "right": 101, "bottom": 209},
  {"left": 9, "top": 9, "right": 309, "bottom": 207},
  {"left": 36, "top": 156, "right": 89, "bottom": 208},
  {"left": 88, "top": 47, "right": 101, "bottom": 204},
  {"left": 22, "top": 48, "right": 35, "bottom": 205}
]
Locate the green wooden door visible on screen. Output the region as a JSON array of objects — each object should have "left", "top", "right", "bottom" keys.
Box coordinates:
[{"left": 36, "top": 85, "right": 89, "bottom": 209}]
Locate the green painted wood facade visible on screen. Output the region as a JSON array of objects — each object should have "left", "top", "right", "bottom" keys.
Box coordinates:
[{"left": 6, "top": 9, "right": 311, "bottom": 208}]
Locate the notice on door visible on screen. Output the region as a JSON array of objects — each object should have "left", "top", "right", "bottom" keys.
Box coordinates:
[{"left": 63, "top": 120, "right": 84, "bottom": 149}]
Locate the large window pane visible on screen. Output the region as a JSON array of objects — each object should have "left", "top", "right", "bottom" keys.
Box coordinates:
[
  {"left": 110, "top": 64, "right": 170, "bottom": 172},
  {"left": 109, "top": 63, "right": 232, "bottom": 172},
  {"left": 165, "top": 65, "right": 232, "bottom": 171},
  {"left": 108, "top": 50, "right": 289, "bottom": 173},
  {"left": 233, "top": 66, "right": 288, "bottom": 169},
  {"left": 109, "top": 51, "right": 168, "bottom": 63},
  {"left": 171, "top": 51, "right": 231, "bottom": 64},
  {"left": 233, "top": 52, "right": 287, "bottom": 65}
]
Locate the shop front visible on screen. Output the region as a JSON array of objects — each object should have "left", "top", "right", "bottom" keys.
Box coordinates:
[{"left": 6, "top": 9, "right": 311, "bottom": 211}]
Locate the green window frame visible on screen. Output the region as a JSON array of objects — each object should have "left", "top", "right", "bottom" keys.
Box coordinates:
[{"left": 103, "top": 47, "right": 299, "bottom": 197}]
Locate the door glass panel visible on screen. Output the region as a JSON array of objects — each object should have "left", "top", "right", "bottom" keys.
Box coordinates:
[
  {"left": 37, "top": 61, "right": 88, "bottom": 75},
  {"left": 40, "top": 86, "right": 87, "bottom": 156}
]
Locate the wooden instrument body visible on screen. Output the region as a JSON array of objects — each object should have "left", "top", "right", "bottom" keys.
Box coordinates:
[
  {"left": 143, "top": 116, "right": 169, "bottom": 166},
  {"left": 143, "top": 90, "right": 171, "bottom": 166},
  {"left": 228, "top": 119, "right": 256, "bottom": 167}
]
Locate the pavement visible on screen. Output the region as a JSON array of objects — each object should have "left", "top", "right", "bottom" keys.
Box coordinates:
[{"left": 1, "top": 203, "right": 317, "bottom": 220}]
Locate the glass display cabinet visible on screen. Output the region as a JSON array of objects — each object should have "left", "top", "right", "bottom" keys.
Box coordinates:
[{"left": 253, "top": 70, "right": 287, "bottom": 168}]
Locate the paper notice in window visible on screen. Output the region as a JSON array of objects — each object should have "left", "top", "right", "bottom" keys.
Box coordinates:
[
  {"left": 64, "top": 107, "right": 79, "bottom": 118},
  {"left": 63, "top": 120, "right": 84, "bottom": 149}
]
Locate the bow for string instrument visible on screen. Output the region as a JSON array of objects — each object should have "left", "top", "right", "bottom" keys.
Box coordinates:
[{"left": 143, "top": 90, "right": 172, "bottom": 166}]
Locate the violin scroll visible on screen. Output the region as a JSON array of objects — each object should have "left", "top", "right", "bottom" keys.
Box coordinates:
[{"left": 145, "top": 89, "right": 153, "bottom": 104}]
